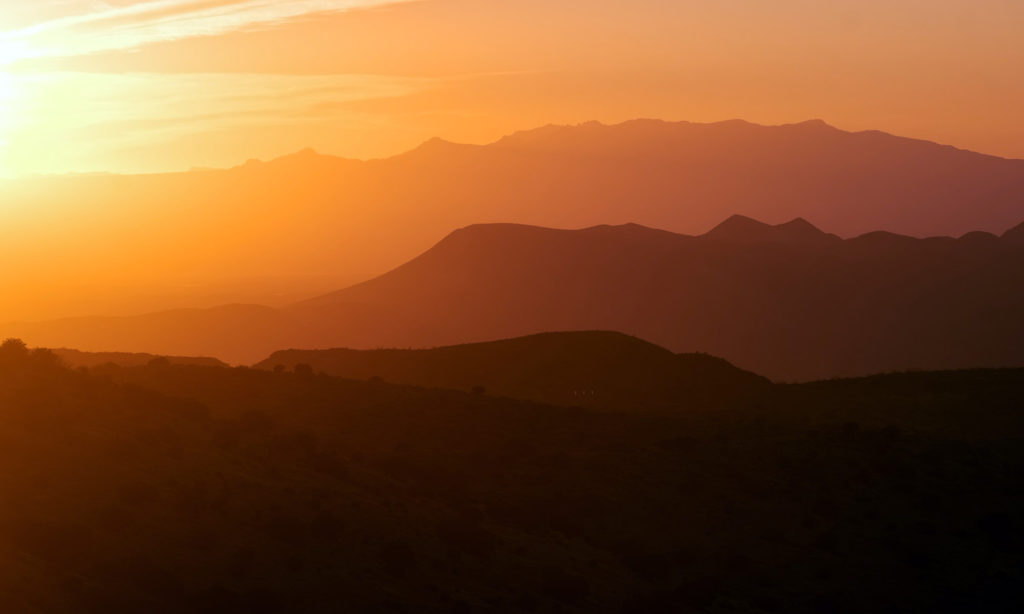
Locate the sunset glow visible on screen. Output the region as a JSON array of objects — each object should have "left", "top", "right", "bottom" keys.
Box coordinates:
[
  {"left": 0, "top": 1, "right": 1022, "bottom": 176},
  {"left": 0, "top": 73, "right": 18, "bottom": 175},
  {"left": 2, "top": 2, "right": 1024, "bottom": 610}
]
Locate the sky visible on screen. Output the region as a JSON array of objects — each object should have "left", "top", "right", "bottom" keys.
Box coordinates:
[{"left": 1, "top": 0, "right": 1023, "bottom": 176}]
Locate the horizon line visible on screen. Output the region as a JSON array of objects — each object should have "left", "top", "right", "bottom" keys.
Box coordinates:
[{"left": 3, "top": 116, "right": 1020, "bottom": 181}]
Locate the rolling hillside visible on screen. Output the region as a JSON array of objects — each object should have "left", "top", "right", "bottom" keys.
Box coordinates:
[
  {"left": 255, "top": 331, "right": 769, "bottom": 410},
  {"left": 2, "top": 340, "right": 1022, "bottom": 612}
]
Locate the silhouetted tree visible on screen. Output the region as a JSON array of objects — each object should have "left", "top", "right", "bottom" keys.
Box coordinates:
[
  {"left": 30, "top": 348, "right": 63, "bottom": 370},
  {"left": 0, "top": 338, "right": 29, "bottom": 364}
]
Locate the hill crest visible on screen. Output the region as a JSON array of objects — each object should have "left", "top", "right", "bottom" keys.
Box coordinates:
[{"left": 256, "top": 330, "right": 768, "bottom": 410}]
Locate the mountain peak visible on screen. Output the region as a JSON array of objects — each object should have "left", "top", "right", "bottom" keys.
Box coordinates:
[
  {"left": 234, "top": 148, "right": 342, "bottom": 170},
  {"left": 789, "top": 118, "right": 834, "bottom": 129},
  {"left": 710, "top": 214, "right": 769, "bottom": 233},
  {"left": 778, "top": 217, "right": 821, "bottom": 232},
  {"left": 275, "top": 147, "right": 329, "bottom": 162},
  {"left": 705, "top": 215, "right": 838, "bottom": 246},
  {"left": 1003, "top": 220, "right": 1024, "bottom": 244},
  {"left": 422, "top": 136, "right": 451, "bottom": 146},
  {"left": 419, "top": 136, "right": 460, "bottom": 150},
  {"left": 398, "top": 136, "right": 472, "bottom": 158},
  {"left": 495, "top": 123, "right": 575, "bottom": 145}
]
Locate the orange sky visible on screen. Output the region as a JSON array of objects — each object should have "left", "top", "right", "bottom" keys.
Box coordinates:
[{"left": 1, "top": 0, "right": 1023, "bottom": 176}]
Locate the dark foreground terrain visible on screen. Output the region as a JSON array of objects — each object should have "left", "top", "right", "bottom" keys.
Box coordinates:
[{"left": 1, "top": 338, "right": 1022, "bottom": 613}]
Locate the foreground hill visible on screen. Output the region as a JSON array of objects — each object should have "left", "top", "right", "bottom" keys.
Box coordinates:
[
  {"left": 1, "top": 341, "right": 1022, "bottom": 612},
  {"left": 4, "top": 118, "right": 1024, "bottom": 320},
  {"left": 8, "top": 216, "right": 1024, "bottom": 380},
  {"left": 255, "top": 331, "right": 768, "bottom": 410}
]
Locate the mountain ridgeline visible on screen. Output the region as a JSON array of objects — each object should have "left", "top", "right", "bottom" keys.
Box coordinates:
[
  {"left": 4, "top": 118, "right": 1024, "bottom": 321},
  {"left": 3, "top": 65, "right": 1024, "bottom": 614},
  {"left": 296, "top": 216, "right": 1024, "bottom": 381},
  {"left": 256, "top": 331, "right": 769, "bottom": 410},
  {"left": 6, "top": 215, "right": 1024, "bottom": 380}
]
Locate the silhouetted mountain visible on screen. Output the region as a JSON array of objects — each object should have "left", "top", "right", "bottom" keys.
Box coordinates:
[
  {"left": 2, "top": 341, "right": 1023, "bottom": 612},
  {"left": 4, "top": 118, "right": 1024, "bottom": 321},
  {"left": 255, "top": 331, "right": 768, "bottom": 410},
  {"left": 297, "top": 218, "right": 1024, "bottom": 380},
  {"left": 8, "top": 216, "right": 1024, "bottom": 380},
  {"left": 51, "top": 348, "right": 228, "bottom": 369},
  {"left": 1003, "top": 220, "right": 1024, "bottom": 244},
  {"left": 705, "top": 214, "right": 841, "bottom": 246}
]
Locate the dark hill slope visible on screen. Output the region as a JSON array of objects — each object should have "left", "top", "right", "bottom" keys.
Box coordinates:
[
  {"left": 2, "top": 344, "right": 1023, "bottom": 612},
  {"left": 255, "top": 331, "right": 768, "bottom": 410}
]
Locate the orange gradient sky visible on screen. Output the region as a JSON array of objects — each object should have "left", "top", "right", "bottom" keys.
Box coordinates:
[{"left": 1, "top": 0, "right": 1023, "bottom": 176}]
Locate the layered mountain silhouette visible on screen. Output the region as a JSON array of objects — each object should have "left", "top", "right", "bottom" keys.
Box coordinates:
[
  {"left": 7, "top": 215, "right": 1024, "bottom": 380},
  {"left": 3, "top": 118, "right": 1024, "bottom": 321},
  {"left": 256, "top": 331, "right": 768, "bottom": 410}
]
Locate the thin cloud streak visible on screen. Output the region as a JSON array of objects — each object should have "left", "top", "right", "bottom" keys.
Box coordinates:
[
  {"left": 0, "top": 0, "right": 417, "bottom": 64},
  {"left": 0, "top": 71, "right": 435, "bottom": 176}
]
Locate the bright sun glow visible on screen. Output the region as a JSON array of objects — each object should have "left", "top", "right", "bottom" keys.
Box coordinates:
[
  {"left": 0, "top": 71, "right": 11, "bottom": 103},
  {"left": 0, "top": 70, "right": 13, "bottom": 151},
  {"left": 0, "top": 70, "right": 22, "bottom": 179},
  {"left": 0, "top": 37, "right": 29, "bottom": 176},
  {"left": 0, "top": 40, "right": 17, "bottom": 152}
]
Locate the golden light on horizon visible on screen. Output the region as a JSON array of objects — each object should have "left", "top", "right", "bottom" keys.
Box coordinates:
[
  {"left": 0, "top": 0, "right": 1020, "bottom": 176},
  {"left": 0, "top": 5, "right": 1022, "bottom": 608}
]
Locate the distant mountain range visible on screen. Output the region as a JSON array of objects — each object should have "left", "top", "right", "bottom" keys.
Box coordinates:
[
  {"left": 255, "top": 331, "right": 768, "bottom": 410},
  {"left": 7, "top": 215, "right": 1024, "bottom": 380},
  {"left": 3, "top": 118, "right": 1023, "bottom": 320}
]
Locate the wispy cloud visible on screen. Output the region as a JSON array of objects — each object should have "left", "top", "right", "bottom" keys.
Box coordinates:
[
  {"left": 0, "top": 70, "right": 435, "bottom": 174},
  {"left": 0, "top": 0, "right": 415, "bottom": 64}
]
